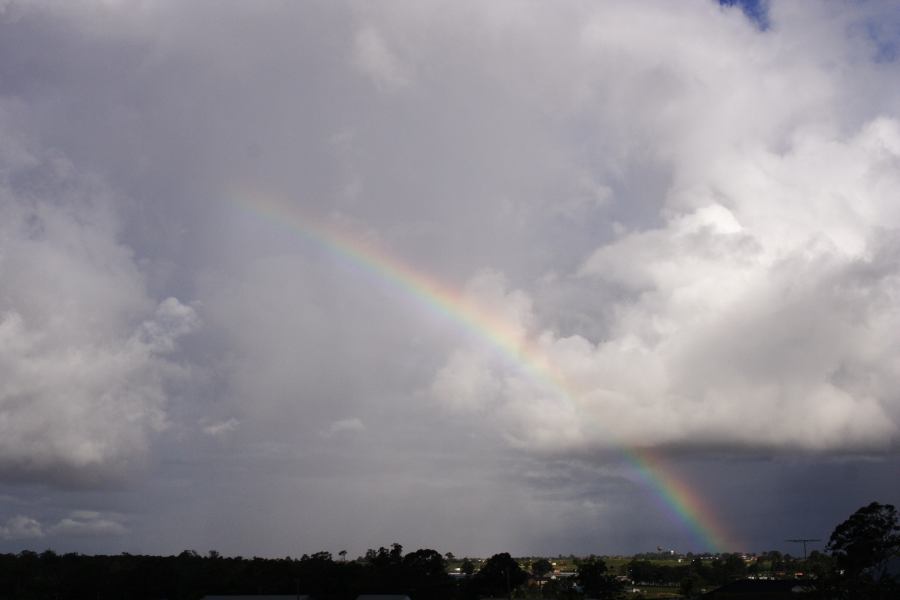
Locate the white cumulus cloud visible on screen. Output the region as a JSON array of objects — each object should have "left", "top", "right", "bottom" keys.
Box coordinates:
[
  {"left": 428, "top": 7, "right": 900, "bottom": 453},
  {"left": 0, "top": 114, "right": 198, "bottom": 485}
]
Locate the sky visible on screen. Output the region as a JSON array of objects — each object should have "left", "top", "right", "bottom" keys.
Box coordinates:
[{"left": 0, "top": 0, "right": 899, "bottom": 558}]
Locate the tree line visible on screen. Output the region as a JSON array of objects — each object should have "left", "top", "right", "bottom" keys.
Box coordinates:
[
  {"left": 0, "top": 501, "right": 896, "bottom": 599},
  {"left": 0, "top": 544, "right": 622, "bottom": 600}
]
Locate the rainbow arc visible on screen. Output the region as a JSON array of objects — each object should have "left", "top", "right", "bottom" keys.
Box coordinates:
[{"left": 233, "top": 190, "right": 735, "bottom": 553}]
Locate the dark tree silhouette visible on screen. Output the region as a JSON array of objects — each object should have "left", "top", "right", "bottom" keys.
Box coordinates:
[
  {"left": 470, "top": 552, "right": 528, "bottom": 599},
  {"left": 532, "top": 557, "right": 552, "bottom": 579},
  {"left": 0, "top": 544, "right": 455, "bottom": 600},
  {"left": 532, "top": 558, "right": 553, "bottom": 597},
  {"left": 402, "top": 547, "right": 451, "bottom": 597},
  {"left": 460, "top": 557, "right": 475, "bottom": 576},
  {"left": 679, "top": 571, "right": 703, "bottom": 599},
  {"left": 577, "top": 555, "right": 623, "bottom": 600},
  {"left": 825, "top": 501, "right": 900, "bottom": 599},
  {"left": 828, "top": 502, "right": 899, "bottom": 574}
]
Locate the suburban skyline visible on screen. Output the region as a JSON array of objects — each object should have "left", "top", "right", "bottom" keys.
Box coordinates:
[{"left": 0, "top": 0, "right": 898, "bottom": 558}]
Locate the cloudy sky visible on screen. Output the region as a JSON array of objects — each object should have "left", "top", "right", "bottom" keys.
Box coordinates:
[{"left": 1, "top": 0, "right": 899, "bottom": 558}]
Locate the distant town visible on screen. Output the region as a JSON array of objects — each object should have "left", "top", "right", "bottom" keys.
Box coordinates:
[{"left": 1, "top": 502, "right": 896, "bottom": 599}]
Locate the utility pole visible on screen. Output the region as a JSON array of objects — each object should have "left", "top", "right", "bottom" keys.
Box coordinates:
[{"left": 786, "top": 538, "right": 821, "bottom": 560}]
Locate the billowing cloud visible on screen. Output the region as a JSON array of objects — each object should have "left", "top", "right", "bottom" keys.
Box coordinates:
[
  {"left": 1, "top": 0, "right": 898, "bottom": 555},
  {"left": 0, "top": 115, "right": 198, "bottom": 486},
  {"left": 428, "top": 4, "right": 900, "bottom": 456},
  {"left": 434, "top": 119, "right": 900, "bottom": 452}
]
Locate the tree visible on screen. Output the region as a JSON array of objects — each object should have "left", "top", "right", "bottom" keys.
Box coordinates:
[
  {"left": 365, "top": 543, "right": 404, "bottom": 569},
  {"left": 710, "top": 553, "right": 747, "bottom": 584},
  {"left": 403, "top": 548, "right": 447, "bottom": 581},
  {"left": 402, "top": 548, "right": 451, "bottom": 598},
  {"left": 471, "top": 553, "right": 528, "bottom": 599},
  {"left": 577, "top": 556, "right": 623, "bottom": 600},
  {"left": 532, "top": 558, "right": 552, "bottom": 578},
  {"left": 825, "top": 502, "right": 900, "bottom": 599},
  {"left": 679, "top": 572, "right": 703, "bottom": 599},
  {"left": 542, "top": 575, "right": 581, "bottom": 600},
  {"left": 804, "top": 549, "right": 833, "bottom": 582},
  {"left": 460, "top": 558, "right": 475, "bottom": 576},
  {"left": 532, "top": 558, "right": 553, "bottom": 596},
  {"left": 761, "top": 550, "right": 784, "bottom": 574}
]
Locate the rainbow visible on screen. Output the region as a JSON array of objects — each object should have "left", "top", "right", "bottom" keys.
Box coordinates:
[{"left": 231, "top": 190, "right": 734, "bottom": 553}]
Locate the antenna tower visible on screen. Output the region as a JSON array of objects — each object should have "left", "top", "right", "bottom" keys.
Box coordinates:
[{"left": 786, "top": 538, "right": 821, "bottom": 560}]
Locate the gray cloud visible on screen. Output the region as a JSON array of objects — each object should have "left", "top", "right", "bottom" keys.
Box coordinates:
[
  {"left": 47, "top": 511, "right": 129, "bottom": 538},
  {"left": 0, "top": 515, "right": 43, "bottom": 541},
  {"left": 0, "top": 511, "right": 128, "bottom": 541},
  {"left": 0, "top": 113, "right": 198, "bottom": 486},
  {"left": 322, "top": 418, "right": 366, "bottom": 438},
  {"left": 0, "top": 0, "right": 898, "bottom": 555}
]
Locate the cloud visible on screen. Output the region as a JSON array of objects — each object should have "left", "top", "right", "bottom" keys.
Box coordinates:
[
  {"left": 0, "top": 113, "right": 198, "bottom": 486},
  {"left": 353, "top": 25, "right": 411, "bottom": 92},
  {"left": 0, "top": 515, "right": 44, "bottom": 541},
  {"left": 427, "top": 5, "right": 900, "bottom": 455},
  {"left": 202, "top": 418, "right": 240, "bottom": 438},
  {"left": 47, "top": 511, "right": 128, "bottom": 537},
  {"left": 322, "top": 418, "right": 366, "bottom": 438},
  {"left": 1, "top": 0, "right": 898, "bottom": 555},
  {"left": 434, "top": 117, "right": 900, "bottom": 451},
  {"left": 0, "top": 511, "right": 128, "bottom": 540}
]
